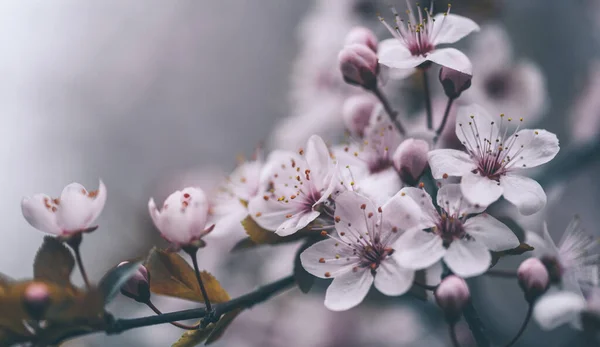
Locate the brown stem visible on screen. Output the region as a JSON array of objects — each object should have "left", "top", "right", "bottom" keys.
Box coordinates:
[
  {"left": 503, "top": 304, "right": 533, "bottom": 347},
  {"left": 370, "top": 85, "right": 406, "bottom": 135},
  {"left": 485, "top": 269, "right": 517, "bottom": 278},
  {"left": 183, "top": 247, "right": 213, "bottom": 312},
  {"left": 422, "top": 68, "right": 433, "bottom": 130},
  {"left": 66, "top": 234, "right": 90, "bottom": 289},
  {"left": 435, "top": 97, "right": 455, "bottom": 138},
  {"left": 146, "top": 301, "right": 200, "bottom": 330}
]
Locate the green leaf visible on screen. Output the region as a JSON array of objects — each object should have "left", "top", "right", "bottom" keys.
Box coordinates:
[
  {"left": 233, "top": 216, "right": 316, "bottom": 251},
  {"left": 145, "top": 248, "right": 230, "bottom": 303},
  {"left": 293, "top": 239, "right": 316, "bottom": 294},
  {"left": 33, "top": 236, "right": 75, "bottom": 287},
  {"left": 172, "top": 327, "right": 212, "bottom": 347},
  {"left": 98, "top": 260, "right": 143, "bottom": 304},
  {"left": 205, "top": 309, "right": 243, "bottom": 345}
]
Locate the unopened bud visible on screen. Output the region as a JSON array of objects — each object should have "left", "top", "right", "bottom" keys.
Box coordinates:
[
  {"left": 23, "top": 282, "right": 51, "bottom": 320},
  {"left": 435, "top": 275, "right": 470, "bottom": 323},
  {"left": 119, "top": 262, "right": 151, "bottom": 303},
  {"left": 439, "top": 67, "right": 472, "bottom": 99},
  {"left": 342, "top": 95, "right": 378, "bottom": 137},
  {"left": 338, "top": 44, "right": 379, "bottom": 89},
  {"left": 393, "top": 138, "right": 430, "bottom": 186},
  {"left": 517, "top": 258, "right": 549, "bottom": 303},
  {"left": 344, "top": 27, "right": 378, "bottom": 53}
]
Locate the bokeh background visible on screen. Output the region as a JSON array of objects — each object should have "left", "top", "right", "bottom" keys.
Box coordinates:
[{"left": 1, "top": 0, "right": 599, "bottom": 346}]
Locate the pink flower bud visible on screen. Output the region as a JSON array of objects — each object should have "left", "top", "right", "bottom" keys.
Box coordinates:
[
  {"left": 23, "top": 282, "right": 51, "bottom": 320},
  {"left": 119, "top": 261, "right": 151, "bottom": 303},
  {"left": 344, "top": 27, "right": 378, "bottom": 53},
  {"left": 435, "top": 275, "right": 470, "bottom": 323},
  {"left": 393, "top": 138, "right": 430, "bottom": 185},
  {"left": 342, "top": 95, "right": 378, "bottom": 137},
  {"left": 439, "top": 67, "right": 472, "bottom": 99},
  {"left": 338, "top": 43, "right": 379, "bottom": 89},
  {"left": 518, "top": 258, "right": 549, "bottom": 303}
]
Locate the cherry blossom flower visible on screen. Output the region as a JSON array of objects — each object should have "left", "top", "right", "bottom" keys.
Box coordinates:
[
  {"left": 21, "top": 180, "right": 107, "bottom": 237},
  {"left": 428, "top": 104, "right": 559, "bottom": 215},
  {"left": 393, "top": 184, "right": 520, "bottom": 277},
  {"left": 533, "top": 287, "right": 600, "bottom": 331},
  {"left": 300, "top": 190, "right": 424, "bottom": 311},
  {"left": 525, "top": 217, "right": 599, "bottom": 303},
  {"left": 248, "top": 135, "right": 339, "bottom": 236},
  {"left": 148, "top": 187, "right": 214, "bottom": 248},
  {"left": 378, "top": 3, "right": 479, "bottom": 76}
]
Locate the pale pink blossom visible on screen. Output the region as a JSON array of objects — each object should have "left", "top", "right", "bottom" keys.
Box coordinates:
[
  {"left": 378, "top": 3, "right": 479, "bottom": 76},
  {"left": 435, "top": 275, "right": 470, "bottom": 321},
  {"left": 518, "top": 258, "right": 550, "bottom": 302},
  {"left": 393, "top": 184, "right": 519, "bottom": 278},
  {"left": 428, "top": 104, "right": 559, "bottom": 215},
  {"left": 344, "top": 26, "right": 378, "bottom": 53},
  {"left": 393, "top": 138, "right": 430, "bottom": 185},
  {"left": 342, "top": 94, "right": 378, "bottom": 137},
  {"left": 248, "top": 135, "right": 339, "bottom": 236},
  {"left": 21, "top": 180, "right": 107, "bottom": 237},
  {"left": 338, "top": 43, "right": 379, "bottom": 87},
  {"left": 300, "top": 190, "right": 425, "bottom": 311},
  {"left": 148, "top": 187, "right": 213, "bottom": 248}
]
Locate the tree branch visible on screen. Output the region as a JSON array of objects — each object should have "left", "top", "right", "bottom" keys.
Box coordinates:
[{"left": 463, "top": 301, "right": 490, "bottom": 347}]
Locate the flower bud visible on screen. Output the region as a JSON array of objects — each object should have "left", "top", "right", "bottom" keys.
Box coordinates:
[
  {"left": 392, "top": 138, "right": 430, "bottom": 186},
  {"left": 344, "top": 27, "right": 378, "bottom": 53},
  {"left": 439, "top": 67, "right": 472, "bottom": 99},
  {"left": 518, "top": 258, "right": 549, "bottom": 303},
  {"left": 338, "top": 43, "right": 379, "bottom": 89},
  {"left": 435, "top": 275, "right": 470, "bottom": 323},
  {"left": 119, "top": 262, "right": 151, "bottom": 303},
  {"left": 23, "top": 282, "right": 51, "bottom": 320},
  {"left": 342, "top": 95, "right": 378, "bottom": 137}
]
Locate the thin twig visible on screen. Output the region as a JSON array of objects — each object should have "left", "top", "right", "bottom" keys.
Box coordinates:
[
  {"left": 449, "top": 323, "right": 462, "bottom": 347},
  {"left": 66, "top": 235, "right": 91, "bottom": 289},
  {"left": 435, "top": 97, "right": 455, "bottom": 137},
  {"left": 413, "top": 280, "right": 438, "bottom": 291},
  {"left": 463, "top": 301, "right": 491, "bottom": 347},
  {"left": 146, "top": 301, "right": 200, "bottom": 330},
  {"left": 503, "top": 304, "right": 533, "bottom": 347},
  {"left": 485, "top": 269, "right": 517, "bottom": 278},
  {"left": 422, "top": 68, "right": 433, "bottom": 130},
  {"left": 370, "top": 85, "right": 406, "bottom": 135},
  {"left": 184, "top": 247, "right": 213, "bottom": 312}
]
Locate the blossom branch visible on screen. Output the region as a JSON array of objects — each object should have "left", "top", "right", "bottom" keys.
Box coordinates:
[
  {"left": 183, "top": 247, "right": 213, "bottom": 313},
  {"left": 421, "top": 68, "right": 433, "bottom": 130},
  {"left": 502, "top": 304, "right": 533, "bottom": 347},
  {"left": 65, "top": 234, "right": 91, "bottom": 289},
  {"left": 106, "top": 275, "right": 295, "bottom": 335},
  {"left": 145, "top": 301, "right": 200, "bottom": 330},
  {"left": 370, "top": 85, "right": 406, "bottom": 135},
  {"left": 435, "top": 97, "right": 455, "bottom": 139},
  {"left": 462, "top": 301, "right": 491, "bottom": 347}
]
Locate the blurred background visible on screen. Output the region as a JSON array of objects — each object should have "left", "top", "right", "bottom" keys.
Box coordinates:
[{"left": 1, "top": 0, "right": 599, "bottom": 346}]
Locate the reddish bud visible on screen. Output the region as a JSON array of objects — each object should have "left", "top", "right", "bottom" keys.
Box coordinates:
[
  {"left": 344, "top": 27, "right": 378, "bottom": 53},
  {"left": 342, "top": 95, "right": 378, "bottom": 137},
  {"left": 23, "top": 282, "right": 51, "bottom": 320},
  {"left": 119, "top": 261, "right": 151, "bottom": 303},
  {"left": 518, "top": 258, "right": 549, "bottom": 303},
  {"left": 393, "top": 138, "right": 430, "bottom": 186},
  {"left": 338, "top": 44, "right": 379, "bottom": 89},
  {"left": 439, "top": 67, "right": 472, "bottom": 99},
  {"left": 435, "top": 275, "right": 470, "bottom": 323}
]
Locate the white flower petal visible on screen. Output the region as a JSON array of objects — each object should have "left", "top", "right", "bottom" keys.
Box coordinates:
[
  {"left": 305, "top": 135, "right": 333, "bottom": 190},
  {"left": 276, "top": 211, "right": 321, "bottom": 237},
  {"left": 333, "top": 190, "right": 377, "bottom": 242},
  {"left": 525, "top": 223, "right": 559, "bottom": 259},
  {"left": 427, "top": 149, "right": 476, "bottom": 179},
  {"left": 356, "top": 168, "right": 402, "bottom": 207},
  {"left": 444, "top": 238, "right": 491, "bottom": 278},
  {"left": 324, "top": 268, "right": 373, "bottom": 311},
  {"left": 463, "top": 214, "right": 520, "bottom": 252},
  {"left": 426, "top": 48, "right": 473, "bottom": 75},
  {"left": 455, "top": 104, "right": 498, "bottom": 153},
  {"left": 431, "top": 13, "right": 480, "bottom": 46},
  {"left": 382, "top": 188, "right": 437, "bottom": 235},
  {"left": 374, "top": 257, "right": 415, "bottom": 296},
  {"left": 393, "top": 229, "right": 445, "bottom": 270},
  {"left": 209, "top": 199, "right": 248, "bottom": 238},
  {"left": 425, "top": 261, "right": 444, "bottom": 286},
  {"left": 500, "top": 174, "right": 546, "bottom": 216},
  {"left": 505, "top": 129, "right": 559, "bottom": 169},
  {"left": 533, "top": 291, "right": 586, "bottom": 331},
  {"left": 57, "top": 181, "right": 107, "bottom": 233},
  {"left": 437, "top": 183, "right": 485, "bottom": 216},
  {"left": 300, "top": 239, "right": 359, "bottom": 279},
  {"left": 379, "top": 41, "right": 427, "bottom": 70},
  {"left": 248, "top": 194, "right": 299, "bottom": 232},
  {"left": 460, "top": 172, "right": 503, "bottom": 208},
  {"left": 21, "top": 194, "right": 61, "bottom": 235}
]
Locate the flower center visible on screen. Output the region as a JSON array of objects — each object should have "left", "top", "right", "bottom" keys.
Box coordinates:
[
  {"left": 358, "top": 244, "right": 394, "bottom": 274},
  {"left": 435, "top": 213, "right": 467, "bottom": 247},
  {"left": 485, "top": 72, "right": 511, "bottom": 99}
]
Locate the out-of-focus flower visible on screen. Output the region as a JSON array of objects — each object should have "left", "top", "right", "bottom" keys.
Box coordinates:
[
  {"left": 465, "top": 25, "right": 547, "bottom": 125},
  {"left": 393, "top": 184, "right": 519, "bottom": 277},
  {"left": 435, "top": 275, "right": 470, "bottom": 322},
  {"left": 569, "top": 60, "right": 600, "bottom": 144},
  {"left": 342, "top": 94, "right": 378, "bottom": 137},
  {"left": 533, "top": 290, "right": 590, "bottom": 331},
  {"left": 118, "top": 262, "right": 151, "bottom": 303},
  {"left": 525, "top": 217, "right": 599, "bottom": 300},
  {"left": 428, "top": 104, "right": 559, "bottom": 215},
  {"left": 518, "top": 257, "right": 550, "bottom": 303},
  {"left": 23, "top": 282, "right": 51, "bottom": 320},
  {"left": 439, "top": 66, "right": 472, "bottom": 99},
  {"left": 393, "top": 138, "right": 430, "bottom": 186},
  {"left": 338, "top": 43, "right": 379, "bottom": 88},
  {"left": 148, "top": 187, "right": 213, "bottom": 248},
  {"left": 210, "top": 154, "right": 264, "bottom": 239},
  {"left": 300, "top": 190, "right": 424, "bottom": 311},
  {"left": 21, "top": 180, "right": 107, "bottom": 237},
  {"left": 378, "top": 4, "right": 479, "bottom": 76},
  {"left": 248, "top": 135, "right": 339, "bottom": 236},
  {"left": 344, "top": 26, "right": 378, "bottom": 52}
]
